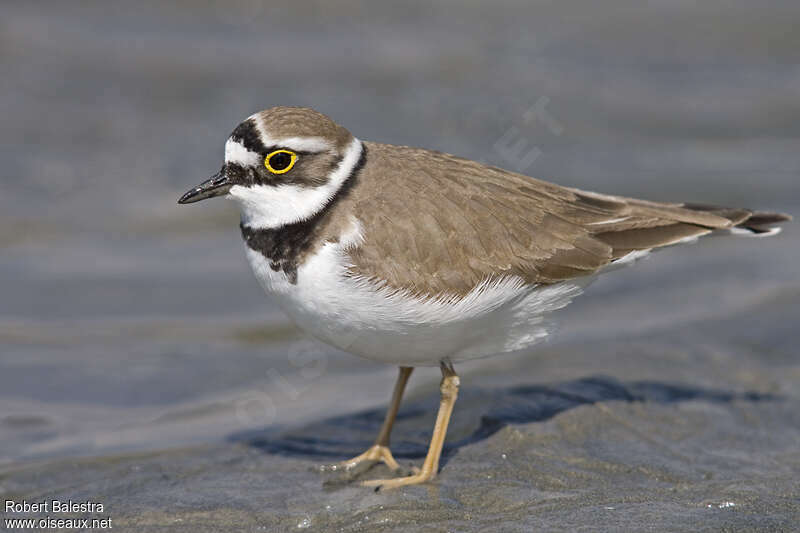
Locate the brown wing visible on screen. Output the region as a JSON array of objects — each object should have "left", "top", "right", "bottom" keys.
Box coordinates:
[{"left": 346, "top": 142, "right": 789, "bottom": 296}]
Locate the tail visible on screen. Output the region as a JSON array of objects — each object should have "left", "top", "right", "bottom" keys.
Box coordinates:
[
  {"left": 683, "top": 204, "right": 791, "bottom": 237},
  {"left": 577, "top": 193, "right": 792, "bottom": 260}
]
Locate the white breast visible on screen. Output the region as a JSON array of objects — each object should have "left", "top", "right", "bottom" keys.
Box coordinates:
[{"left": 243, "top": 222, "right": 587, "bottom": 366}]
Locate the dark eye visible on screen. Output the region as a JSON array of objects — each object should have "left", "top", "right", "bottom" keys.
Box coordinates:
[{"left": 264, "top": 150, "right": 297, "bottom": 174}]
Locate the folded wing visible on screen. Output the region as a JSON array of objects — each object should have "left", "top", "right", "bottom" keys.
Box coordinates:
[{"left": 348, "top": 144, "right": 790, "bottom": 297}]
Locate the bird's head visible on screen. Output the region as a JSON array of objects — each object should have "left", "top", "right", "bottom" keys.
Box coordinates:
[{"left": 179, "top": 106, "right": 362, "bottom": 229}]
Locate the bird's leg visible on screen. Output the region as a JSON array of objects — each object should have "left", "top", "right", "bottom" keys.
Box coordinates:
[
  {"left": 362, "top": 360, "right": 460, "bottom": 489},
  {"left": 325, "top": 366, "right": 413, "bottom": 475}
]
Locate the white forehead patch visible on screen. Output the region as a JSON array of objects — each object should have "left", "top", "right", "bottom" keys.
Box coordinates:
[{"left": 224, "top": 138, "right": 261, "bottom": 167}]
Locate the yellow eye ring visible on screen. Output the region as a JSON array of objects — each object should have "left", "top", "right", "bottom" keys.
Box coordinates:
[{"left": 264, "top": 149, "right": 297, "bottom": 174}]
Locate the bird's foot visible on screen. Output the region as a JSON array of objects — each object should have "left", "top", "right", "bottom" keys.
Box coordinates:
[
  {"left": 320, "top": 444, "right": 407, "bottom": 478},
  {"left": 361, "top": 466, "right": 433, "bottom": 490}
]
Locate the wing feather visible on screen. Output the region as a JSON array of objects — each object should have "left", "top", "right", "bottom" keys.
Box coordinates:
[{"left": 345, "top": 143, "right": 788, "bottom": 296}]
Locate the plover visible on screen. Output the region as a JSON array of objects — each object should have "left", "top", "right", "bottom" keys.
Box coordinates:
[{"left": 179, "top": 106, "right": 790, "bottom": 489}]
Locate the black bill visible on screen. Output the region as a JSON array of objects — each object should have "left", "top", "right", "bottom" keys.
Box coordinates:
[{"left": 178, "top": 170, "right": 231, "bottom": 204}]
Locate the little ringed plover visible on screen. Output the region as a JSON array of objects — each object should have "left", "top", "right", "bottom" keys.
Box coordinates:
[{"left": 179, "top": 106, "right": 790, "bottom": 489}]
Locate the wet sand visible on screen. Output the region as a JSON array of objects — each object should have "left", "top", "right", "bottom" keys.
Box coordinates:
[{"left": 1, "top": 1, "right": 798, "bottom": 531}]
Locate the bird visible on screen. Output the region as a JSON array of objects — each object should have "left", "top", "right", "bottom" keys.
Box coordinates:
[{"left": 178, "top": 106, "right": 790, "bottom": 489}]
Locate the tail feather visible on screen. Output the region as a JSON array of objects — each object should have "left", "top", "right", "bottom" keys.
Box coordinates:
[
  {"left": 736, "top": 210, "right": 792, "bottom": 233},
  {"left": 591, "top": 200, "right": 790, "bottom": 259},
  {"left": 685, "top": 204, "right": 792, "bottom": 236}
]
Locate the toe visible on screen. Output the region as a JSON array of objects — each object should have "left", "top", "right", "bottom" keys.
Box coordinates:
[
  {"left": 361, "top": 472, "right": 434, "bottom": 489},
  {"left": 343, "top": 459, "right": 379, "bottom": 477}
]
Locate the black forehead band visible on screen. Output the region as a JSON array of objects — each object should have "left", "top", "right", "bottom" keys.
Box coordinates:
[{"left": 229, "top": 119, "right": 267, "bottom": 154}]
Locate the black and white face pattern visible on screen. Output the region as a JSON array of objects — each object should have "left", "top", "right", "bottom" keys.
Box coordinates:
[{"left": 223, "top": 115, "right": 363, "bottom": 229}]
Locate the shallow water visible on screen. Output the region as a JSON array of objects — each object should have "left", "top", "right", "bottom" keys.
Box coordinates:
[{"left": 1, "top": 1, "right": 799, "bottom": 530}]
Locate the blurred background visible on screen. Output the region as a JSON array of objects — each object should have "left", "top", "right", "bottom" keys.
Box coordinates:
[{"left": 1, "top": 0, "right": 798, "bottom": 468}]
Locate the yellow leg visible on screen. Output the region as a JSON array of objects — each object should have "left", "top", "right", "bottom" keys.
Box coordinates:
[
  {"left": 323, "top": 366, "right": 413, "bottom": 474},
  {"left": 362, "top": 361, "right": 460, "bottom": 490}
]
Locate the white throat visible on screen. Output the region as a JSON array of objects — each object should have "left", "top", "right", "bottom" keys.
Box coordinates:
[{"left": 229, "top": 137, "right": 362, "bottom": 229}]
